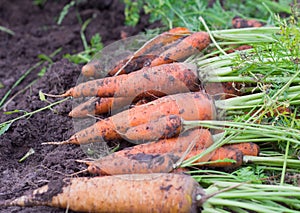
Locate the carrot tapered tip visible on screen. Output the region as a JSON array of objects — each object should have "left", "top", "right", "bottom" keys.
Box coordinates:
[
  {"left": 41, "top": 140, "right": 71, "bottom": 145},
  {"left": 75, "top": 159, "right": 93, "bottom": 166},
  {"left": 43, "top": 89, "right": 73, "bottom": 98},
  {"left": 68, "top": 111, "right": 74, "bottom": 117}
]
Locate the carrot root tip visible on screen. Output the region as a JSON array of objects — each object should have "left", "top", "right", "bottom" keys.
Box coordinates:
[
  {"left": 75, "top": 159, "right": 93, "bottom": 165},
  {"left": 43, "top": 92, "right": 69, "bottom": 98},
  {"left": 41, "top": 140, "right": 70, "bottom": 145}
]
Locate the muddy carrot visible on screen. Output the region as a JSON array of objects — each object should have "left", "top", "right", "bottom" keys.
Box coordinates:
[
  {"left": 224, "top": 142, "right": 260, "bottom": 156},
  {"left": 124, "top": 114, "right": 183, "bottom": 142},
  {"left": 203, "top": 147, "right": 243, "bottom": 168},
  {"left": 85, "top": 137, "right": 258, "bottom": 175},
  {"left": 56, "top": 63, "right": 200, "bottom": 98},
  {"left": 136, "top": 27, "right": 191, "bottom": 56},
  {"left": 148, "top": 32, "right": 211, "bottom": 67},
  {"left": 102, "top": 129, "right": 212, "bottom": 158},
  {"left": 87, "top": 152, "right": 181, "bottom": 175},
  {"left": 1, "top": 173, "right": 204, "bottom": 213},
  {"left": 232, "top": 16, "right": 265, "bottom": 28},
  {"left": 82, "top": 27, "right": 191, "bottom": 77},
  {"left": 85, "top": 128, "right": 213, "bottom": 175},
  {"left": 86, "top": 147, "right": 243, "bottom": 175},
  {"left": 43, "top": 92, "right": 216, "bottom": 145}
]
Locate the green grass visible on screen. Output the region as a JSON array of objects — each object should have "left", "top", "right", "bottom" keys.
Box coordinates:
[{"left": 123, "top": 0, "right": 294, "bottom": 30}]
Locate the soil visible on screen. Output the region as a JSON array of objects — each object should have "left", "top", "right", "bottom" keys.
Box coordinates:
[{"left": 0, "top": 0, "right": 160, "bottom": 212}]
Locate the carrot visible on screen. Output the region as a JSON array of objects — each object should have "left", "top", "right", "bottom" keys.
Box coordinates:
[
  {"left": 86, "top": 147, "right": 245, "bottom": 175},
  {"left": 82, "top": 27, "right": 191, "bottom": 77},
  {"left": 44, "top": 92, "right": 216, "bottom": 145},
  {"left": 124, "top": 114, "right": 183, "bottom": 142},
  {"left": 148, "top": 32, "right": 211, "bottom": 67},
  {"left": 191, "top": 143, "right": 260, "bottom": 168},
  {"left": 136, "top": 27, "right": 191, "bottom": 56},
  {"left": 85, "top": 129, "right": 213, "bottom": 175},
  {"left": 93, "top": 128, "right": 212, "bottom": 160},
  {"left": 85, "top": 141, "right": 256, "bottom": 175},
  {"left": 232, "top": 16, "right": 265, "bottom": 28},
  {"left": 57, "top": 62, "right": 200, "bottom": 98},
  {"left": 87, "top": 152, "right": 181, "bottom": 175},
  {"left": 107, "top": 27, "right": 191, "bottom": 76},
  {"left": 224, "top": 142, "right": 260, "bottom": 156},
  {"left": 1, "top": 173, "right": 204, "bottom": 213},
  {"left": 189, "top": 146, "right": 244, "bottom": 168}
]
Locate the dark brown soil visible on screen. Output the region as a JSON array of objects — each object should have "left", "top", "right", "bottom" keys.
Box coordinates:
[{"left": 0, "top": 0, "right": 159, "bottom": 212}]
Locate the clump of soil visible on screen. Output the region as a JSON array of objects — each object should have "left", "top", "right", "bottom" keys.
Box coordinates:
[{"left": 0, "top": 0, "right": 159, "bottom": 212}]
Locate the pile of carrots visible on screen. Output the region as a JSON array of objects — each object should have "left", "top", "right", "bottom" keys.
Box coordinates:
[
  {"left": 44, "top": 27, "right": 259, "bottom": 174},
  {"left": 3, "top": 20, "right": 264, "bottom": 212}
]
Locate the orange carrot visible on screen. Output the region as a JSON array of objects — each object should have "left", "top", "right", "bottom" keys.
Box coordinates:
[
  {"left": 87, "top": 152, "right": 181, "bottom": 175},
  {"left": 58, "top": 63, "right": 200, "bottom": 98},
  {"left": 189, "top": 146, "right": 244, "bottom": 168},
  {"left": 124, "top": 114, "right": 183, "bottom": 142},
  {"left": 85, "top": 138, "right": 258, "bottom": 175},
  {"left": 1, "top": 173, "right": 204, "bottom": 212},
  {"left": 82, "top": 27, "right": 191, "bottom": 77},
  {"left": 224, "top": 142, "right": 260, "bottom": 156},
  {"left": 85, "top": 128, "right": 213, "bottom": 175},
  {"left": 86, "top": 147, "right": 244, "bottom": 175},
  {"left": 148, "top": 32, "right": 211, "bottom": 67},
  {"left": 98, "top": 128, "right": 212, "bottom": 157},
  {"left": 136, "top": 27, "right": 191, "bottom": 56},
  {"left": 192, "top": 143, "right": 260, "bottom": 168},
  {"left": 232, "top": 16, "right": 265, "bottom": 28},
  {"left": 44, "top": 92, "right": 216, "bottom": 145}
]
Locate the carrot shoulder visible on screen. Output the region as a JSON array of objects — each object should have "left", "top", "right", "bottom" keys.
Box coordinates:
[{"left": 1, "top": 173, "right": 204, "bottom": 213}]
